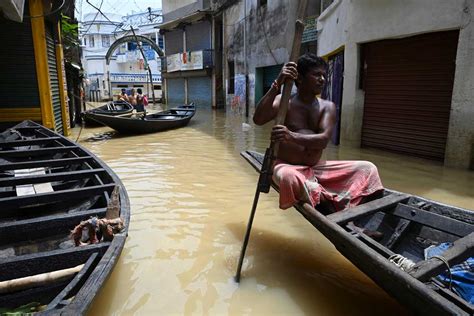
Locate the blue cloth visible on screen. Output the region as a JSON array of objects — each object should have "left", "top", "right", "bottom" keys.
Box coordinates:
[{"left": 424, "top": 242, "right": 474, "bottom": 304}]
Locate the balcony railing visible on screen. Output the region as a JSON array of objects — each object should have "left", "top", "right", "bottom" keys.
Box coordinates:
[
  {"left": 162, "top": 49, "right": 213, "bottom": 73},
  {"left": 110, "top": 73, "right": 161, "bottom": 83}
]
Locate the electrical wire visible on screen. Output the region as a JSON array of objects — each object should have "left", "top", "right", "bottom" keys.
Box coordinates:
[
  {"left": 82, "top": 0, "right": 104, "bottom": 36},
  {"left": 24, "top": 0, "right": 66, "bottom": 18}
]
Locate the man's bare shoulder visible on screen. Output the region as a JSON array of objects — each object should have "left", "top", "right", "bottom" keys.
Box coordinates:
[{"left": 318, "top": 98, "right": 336, "bottom": 113}]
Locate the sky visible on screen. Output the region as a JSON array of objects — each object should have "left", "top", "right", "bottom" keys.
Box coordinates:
[{"left": 78, "top": 0, "right": 162, "bottom": 21}]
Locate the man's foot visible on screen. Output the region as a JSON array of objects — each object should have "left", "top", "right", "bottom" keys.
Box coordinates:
[{"left": 362, "top": 229, "right": 384, "bottom": 242}]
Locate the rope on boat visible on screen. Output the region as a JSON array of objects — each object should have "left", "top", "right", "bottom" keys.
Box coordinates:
[
  {"left": 431, "top": 255, "right": 453, "bottom": 290},
  {"left": 388, "top": 254, "right": 416, "bottom": 271}
]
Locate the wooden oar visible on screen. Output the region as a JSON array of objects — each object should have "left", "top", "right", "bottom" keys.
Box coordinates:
[{"left": 235, "top": 0, "right": 308, "bottom": 283}]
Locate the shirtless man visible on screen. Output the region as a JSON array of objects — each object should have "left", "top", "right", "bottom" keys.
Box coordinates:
[
  {"left": 128, "top": 88, "right": 138, "bottom": 109},
  {"left": 253, "top": 53, "right": 383, "bottom": 214}
]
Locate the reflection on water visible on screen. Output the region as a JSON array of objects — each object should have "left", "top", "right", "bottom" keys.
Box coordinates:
[{"left": 72, "top": 107, "right": 473, "bottom": 315}]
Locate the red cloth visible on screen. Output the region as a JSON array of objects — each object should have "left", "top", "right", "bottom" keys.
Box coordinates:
[{"left": 273, "top": 160, "right": 384, "bottom": 211}]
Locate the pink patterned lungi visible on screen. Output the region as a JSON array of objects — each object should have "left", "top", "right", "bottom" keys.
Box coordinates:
[{"left": 273, "top": 160, "right": 384, "bottom": 211}]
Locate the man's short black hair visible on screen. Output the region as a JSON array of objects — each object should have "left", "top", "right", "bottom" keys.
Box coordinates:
[
  {"left": 137, "top": 88, "right": 142, "bottom": 94},
  {"left": 121, "top": 88, "right": 126, "bottom": 93},
  {"left": 296, "top": 53, "right": 328, "bottom": 78}
]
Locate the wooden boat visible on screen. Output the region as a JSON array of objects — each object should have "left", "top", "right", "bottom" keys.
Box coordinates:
[
  {"left": 81, "top": 100, "right": 134, "bottom": 126},
  {"left": 241, "top": 150, "right": 473, "bottom": 315},
  {"left": 0, "top": 121, "right": 130, "bottom": 314},
  {"left": 87, "top": 104, "right": 196, "bottom": 134}
]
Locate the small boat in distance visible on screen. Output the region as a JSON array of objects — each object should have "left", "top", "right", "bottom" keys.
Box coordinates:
[
  {"left": 0, "top": 121, "right": 130, "bottom": 314},
  {"left": 81, "top": 100, "right": 135, "bottom": 126},
  {"left": 241, "top": 150, "right": 473, "bottom": 315},
  {"left": 88, "top": 104, "right": 196, "bottom": 134}
]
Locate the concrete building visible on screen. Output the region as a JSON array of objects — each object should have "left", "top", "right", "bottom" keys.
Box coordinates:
[
  {"left": 159, "top": 0, "right": 321, "bottom": 109},
  {"left": 316, "top": 0, "right": 473, "bottom": 169},
  {"left": 0, "top": 0, "right": 72, "bottom": 135},
  {"left": 80, "top": 9, "right": 164, "bottom": 101}
]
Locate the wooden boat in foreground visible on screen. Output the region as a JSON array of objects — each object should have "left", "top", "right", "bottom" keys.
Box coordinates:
[
  {"left": 241, "top": 150, "right": 473, "bottom": 315},
  {"left": 87, "top": 104, "right": 196, "bottom": 134},
  {"left": 0, "top": 121, "right": 130, "bottom": 314},
  {"left": 81, "top": 100, "right": 135, "bottom": 126}
]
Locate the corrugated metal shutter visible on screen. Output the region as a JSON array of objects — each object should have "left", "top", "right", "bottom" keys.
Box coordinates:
[
  {"left": 167, "top": 78, "right": 185, "bottom": 106},
  {"left": 188, "top": 76, "right": 211, "bottom": 108},
  {"left": 186, "top": 21, "right": 211, "bottom": 51},
  {"left": 0, "top": 15, "right": 40, "bottom": 108},
  {"left": 165, "top": 29, "right": 183, "bottom": 55},
  {"left": 45, "top": 25, "right": 63, "bottom": 135},
  {"left": 361, "top": 31, "right": 458, "bottom": 161}
]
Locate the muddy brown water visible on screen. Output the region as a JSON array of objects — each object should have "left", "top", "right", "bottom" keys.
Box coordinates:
[{"left": 70, "top": 106, "right": 473, "bottom": 315}]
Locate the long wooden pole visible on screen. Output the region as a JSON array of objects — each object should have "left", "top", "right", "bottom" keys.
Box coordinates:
[{"left": 235, "top": 0, "right": 308, "bottom": 283}]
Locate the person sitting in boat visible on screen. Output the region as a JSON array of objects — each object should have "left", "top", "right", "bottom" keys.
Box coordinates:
[
  {"left": 118, "top": 88, "right": 128, "bottom": 102},
  {"left": 136, "top": 88, "right": 145, "bottom": 112},
  {"left": 253, "top": 53, "right": 384, "bottom": 214}
]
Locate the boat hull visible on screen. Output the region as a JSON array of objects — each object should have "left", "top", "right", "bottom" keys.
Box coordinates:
[{"left": 0, "top": 121, "right": 130, "bottom": 314}]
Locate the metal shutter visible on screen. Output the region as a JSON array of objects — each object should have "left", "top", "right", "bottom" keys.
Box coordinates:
[
  {"left": 45, "top": 25, "right": 63, "bottom": 135},
  {"left": 0, "top": 15, "right": 40, "bottom": 108},
  {"left": 361, "top": 31, "right": 458, "bottom": 161},
  {"left": 186, "top": 21, "right": 211, "bottom": 51},
  {"left": 167, "top": 78, "right": 185, "bottom": 106},
  {"left": 165, "top": 29, "right": 183, "bottom": 55},
  {"left": 188, "top": 76, "right": 211, "bottom": 108}
]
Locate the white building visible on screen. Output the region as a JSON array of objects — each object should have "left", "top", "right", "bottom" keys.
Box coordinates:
[{"left": 80, "top": 9, "right": 164, "bottom": 101}]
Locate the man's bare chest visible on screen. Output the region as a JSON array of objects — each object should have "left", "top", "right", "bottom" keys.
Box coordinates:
[{"left": 285, "top": 105, "right": 321, "bottom": 132}]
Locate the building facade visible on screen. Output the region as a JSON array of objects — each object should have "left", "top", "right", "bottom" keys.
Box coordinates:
[
  {"left": 80, "top": 9, "right": 164, "bottom": 101},
  {"left": 316, "top": 0, "right": 474, "bottom": 169},
  {"left": 0, "top": 0, "right": 71, "bottom": 135}
]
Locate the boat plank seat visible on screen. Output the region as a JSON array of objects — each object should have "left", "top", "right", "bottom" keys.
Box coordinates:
[
  {"left": 0, "top": 183, "right": 116, "bottom": 212},
  {"left": 0, "top": 137, "right": 62, "bottom": 148},
  {"left": 388, "top": 204, "right": 473, "bottom": 237},
  {"left": 327, "top": 193, "right": 411, "bottom": 225},
  {"left": 0, "top": 157, "right": 94, "bottom": 171},
  {"left": 0, "top": 146, "right": 78, "bottom": 158},
  {"left": 4, "top": 168, "right": 107, "bottom": 188},
  {"left": 409, "top": 232, "right": 474, "bottom": 282}
]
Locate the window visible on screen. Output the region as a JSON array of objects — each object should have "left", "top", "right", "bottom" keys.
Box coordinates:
[
  {"left": 102, "top": 35, "right": 110, "bottom": 47},
  {"left": 158, "top": 37, "right": 164, "bottom": 49},
  {"left": 83, "top": 38, "right": 87, "bottom": 46},
  {"left": 258, "top": 0, "right": 267, "bottom": 7},
  {"left": 89, "top": 36, "right": 95, "bottom": 48},
  {"left": 228, "top": 60, "right": 235, "bottom": 94}
]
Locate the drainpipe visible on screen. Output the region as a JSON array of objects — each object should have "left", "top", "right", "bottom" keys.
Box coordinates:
[
  {"left": 244, "top": 0, "right": 249, "bottom": 117},
  {"left": 183, "top": 27, "right": 188, "bottom": 104}
]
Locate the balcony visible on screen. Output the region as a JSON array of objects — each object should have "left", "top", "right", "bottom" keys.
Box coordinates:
[
  {"left": 162, "top": 49, "right": 213, "bottom": 73},
  {"left": 110, "top": 73, "right": 162, "bottom": 83}
]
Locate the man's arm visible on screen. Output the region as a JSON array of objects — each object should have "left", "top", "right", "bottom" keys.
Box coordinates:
[
  {"left": 253, "top": 62, "right": 298, "bottom": 126},
  {"left": 272, "top": 100, "right": 336, "bottom": 149}
]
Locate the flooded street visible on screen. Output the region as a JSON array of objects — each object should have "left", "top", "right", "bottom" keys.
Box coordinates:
[{"left": 71, "top": 106, "right": 473, "bottom": 315}]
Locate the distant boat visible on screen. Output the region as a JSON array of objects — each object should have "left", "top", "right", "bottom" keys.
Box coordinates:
[
  {"left": 81, "top": 100, "right": 135, "bottom": 126},
  {"left": 241, "top": 150, "right": 474, "bottom": 315},
  {"left": 87, "top": 104, "right": 196, "bottom": 134},
  {"left": 0, "top": 120, "right": 130, "bottom": 314}
]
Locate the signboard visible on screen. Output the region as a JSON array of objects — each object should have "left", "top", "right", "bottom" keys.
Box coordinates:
[
  {"left": 166, "top": 53, "right": 181, "bottom": 72},
  {"left": 302, "top": 15, "right": 318, "bottom": 43},
  {"left": 181, "top": 51, "right": 203, "bottom": 71}
]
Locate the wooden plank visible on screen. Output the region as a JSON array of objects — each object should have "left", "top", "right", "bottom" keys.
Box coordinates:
[
  {"left": 14, "top": 168, "right": 53, "bottom": 196},
  {"left": 296, "top": 203, "right": 468, "bottom": 315},
  {"left": 386, "top": 218, "right": 412, "bottom": 249},
  {"left": 0, "top": 183, "right": 116, "bottom": 212},
  {"left": 0, "top": 208, "right": 107, "bottom": 245},
  {"left": 45, "top": 253, "right": 99, "bottom": 311},
  {"left": 0, "top": 137, "right": 61, "bottom": 147},
  {"left": 0, "top": 243, "right": 110, "bottom": 282},
  {"left": 0, "top": 146, "right": 77, "bottom": 158},
  {"left": 354, "top": 229, "right": 396, "bottom": 258},
  {"left": 0, "top": 157, "right": 94, "bottom": 171},
  {"left": 389, "top": 204, "right": 473, "bottom": 237},
  {"left": 409, "top": 232, "right": 474, "bottom": 282},
  {"left": 0, "top": 168, "right": 106, "bottom": 187},
  {"left": 327, "top": 193, "right": 410, "bottom": 225}
]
